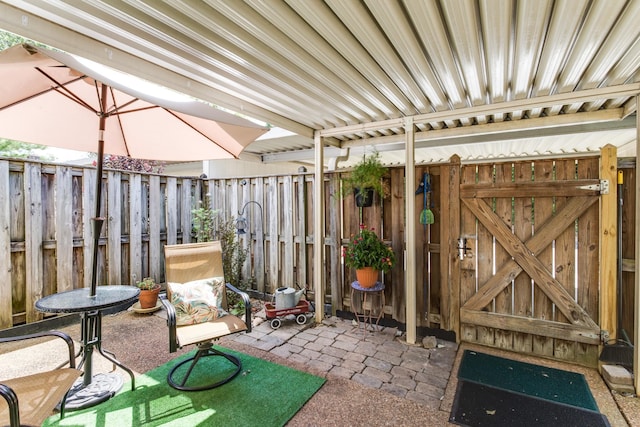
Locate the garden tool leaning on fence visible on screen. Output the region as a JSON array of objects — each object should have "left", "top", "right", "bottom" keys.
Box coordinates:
[{"left": 416, "top": 172, "right": 434, "bottom": 225}]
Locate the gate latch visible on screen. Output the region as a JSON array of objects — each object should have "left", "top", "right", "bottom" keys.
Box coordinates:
[
  {"left": 578, "top": 179, "right": 608, "bottom": 194},
  {"left": 457, "top": 238, "right": 472, "bottom": 260}
]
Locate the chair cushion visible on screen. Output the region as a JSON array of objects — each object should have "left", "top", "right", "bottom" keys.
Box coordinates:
[
  {"left": 169, "top": 277, "right": 228, "bottom": 325},
  {"left": 175, "top": 314, "right": 248, "bottom": 347}
]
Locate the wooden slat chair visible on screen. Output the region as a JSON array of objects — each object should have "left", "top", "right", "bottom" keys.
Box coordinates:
[
  {"left": 0, "top": 331, "right": 81, "bottom": 427},
  {"left": 161, "top": 241, "right": 251, "bottom": 391}
]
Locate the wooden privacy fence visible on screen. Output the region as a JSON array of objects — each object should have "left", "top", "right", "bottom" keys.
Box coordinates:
[
  {"left": 1, "top": 156, "right": 441, "bottom": 331},
  {"left": 1, "top": 152, "right": 637, "bottom": 368}
]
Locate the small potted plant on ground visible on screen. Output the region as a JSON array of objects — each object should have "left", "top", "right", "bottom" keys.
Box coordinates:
[
  {"left": 342, "top": 224, "right": 395, "bottom": 287},
  {"left": 342, "top": 151, "right": 389, "bottom": 207},
  {"left": 136, "top": 277, "right": 161, "bottom": 309}
]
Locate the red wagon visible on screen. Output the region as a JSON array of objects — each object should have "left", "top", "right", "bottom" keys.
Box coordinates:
[{"left": 264, "top": 299, "right": 311, "bottom": 329}]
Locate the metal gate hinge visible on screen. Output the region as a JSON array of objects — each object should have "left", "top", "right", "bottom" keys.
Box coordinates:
[{"left": 577, "top": 179, "right": 608, "bottom": 194}]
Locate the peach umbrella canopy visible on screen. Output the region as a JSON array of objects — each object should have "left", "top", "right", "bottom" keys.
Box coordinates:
[{"left": 0, "top": 43, "right": 269, "bottom": 161}]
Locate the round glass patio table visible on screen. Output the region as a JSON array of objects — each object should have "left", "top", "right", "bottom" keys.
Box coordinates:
[{"left": 35, "top": 285, "right": 140, "bottom": 409}]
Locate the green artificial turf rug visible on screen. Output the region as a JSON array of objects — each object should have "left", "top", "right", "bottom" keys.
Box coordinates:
[
  {"left": 44, "top": 346, "right": 326, "bottom": 427},
  {"left": 450, "top": 349, "right": 610, "bottom": 427}
]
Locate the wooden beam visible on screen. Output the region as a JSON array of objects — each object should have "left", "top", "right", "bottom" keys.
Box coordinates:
[
  {"left": 599, "top": 145, "right": 618, "bottom": 343},
  {"left": 461, "top": 310, "right": 600, "bottom": 345},
  {"left": 460, "top": 179, "right": 601, "bottom": 198}
]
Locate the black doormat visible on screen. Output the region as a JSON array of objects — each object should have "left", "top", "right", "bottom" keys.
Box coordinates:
[
  {"left": 457, "top": 349, "right": 598, "bottom": 411},
  {"left": 450, "top": 380, "right": 611, "bottom": 427}
]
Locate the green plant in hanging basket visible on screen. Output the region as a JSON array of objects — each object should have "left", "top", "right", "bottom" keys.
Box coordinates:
[{"left": 341, "top": 151, "right": 389, "bottom": 201}]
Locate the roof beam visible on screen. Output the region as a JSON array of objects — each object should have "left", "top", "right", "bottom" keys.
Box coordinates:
[
  {"left": 319, "top": 83, "right": 640, "bottom": 139},
  {"left": 265, "top": 110, "right": 636, "bottom": 164}
]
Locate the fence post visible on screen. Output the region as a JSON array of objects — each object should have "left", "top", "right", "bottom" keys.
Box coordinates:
[{"left": 600, "top": 145, "right": 618, "bottom": 346}]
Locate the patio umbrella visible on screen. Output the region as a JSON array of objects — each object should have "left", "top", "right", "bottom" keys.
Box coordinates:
[{"left": 0, "top": 43, "right": 269, "bottom": 296}]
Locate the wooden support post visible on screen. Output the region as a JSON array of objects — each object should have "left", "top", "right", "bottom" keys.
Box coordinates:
[
  {"left": 600, "top": 145, "right": 617, "bottom": 345},
  {"left": 314, "top": 131, "right": 325, "bottom": 324},
  {"left": 405, "top": 117, "right": 416, "bottom": 344}
]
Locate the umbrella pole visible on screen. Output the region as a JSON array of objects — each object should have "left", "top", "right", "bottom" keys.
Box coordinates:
[
  {"left": 90, "top": 86, "right": 108, "bottom": 297},
  {"left": 90, "top": 138, "right": 104, "bottom": 297}
]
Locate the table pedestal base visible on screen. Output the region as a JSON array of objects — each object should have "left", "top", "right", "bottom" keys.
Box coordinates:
[{"left": 63, "top": 373, "right": 124, "bottom": 410}]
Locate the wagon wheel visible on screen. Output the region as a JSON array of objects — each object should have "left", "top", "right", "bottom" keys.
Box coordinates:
[
  {"left": 270, "top": 318, "right": 281, "bottom": 329},
  {"left": 296, "top": 314, "right": 307, "bottom": 325}
]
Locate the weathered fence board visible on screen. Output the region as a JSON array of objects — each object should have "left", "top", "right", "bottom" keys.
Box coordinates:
[
  {"left": 81, "top": 169, "right": 95, "bottom": 289},
  {"left": 129, "top": 173, "right": 143, "bottom": 284},
  {"left": 107, "top": 171, "right": 122, "bottom": 285},
  {"left": 533, "top": 160, "right": 555, "bottom": 357},
  {"left": 55, "top": 166, "right": 73, "bottom": 293},
  {"left": 493, "top": 162, "right": 513, "bottom": 350},
  {"left": 24, "top": 163, "right": 43, "bottom": 323},
  {"left": 0, "top": 161, "right": 11, "bottom": 327}
]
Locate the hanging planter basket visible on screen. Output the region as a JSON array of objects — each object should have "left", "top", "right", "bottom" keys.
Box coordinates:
[{"left": 354, "top": 188, "right": 375, "bottom": 207}]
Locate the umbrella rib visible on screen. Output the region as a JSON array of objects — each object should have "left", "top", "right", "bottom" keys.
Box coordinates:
[
  {"left": 34, "top": 67, "right": 98, "bottom": 113},
  {"left": 165, "top": 109, "right": 238, "bottom": 158},
  {"left": 106, "top": 85, "right": 132, "bottom": 157},
  {"left": 101, "top": 86, "right": 160, "bottom": 117}
]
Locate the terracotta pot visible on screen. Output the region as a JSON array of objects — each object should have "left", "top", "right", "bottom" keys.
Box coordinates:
[
  {"left": 138, "top": 285, "right": 160, "bottom": 309},
  {"left": 356, "top": 267, "right": 379, "bottom": 288}
]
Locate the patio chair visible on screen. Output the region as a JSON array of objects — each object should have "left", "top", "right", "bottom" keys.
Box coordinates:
[
  {"left": 0, "top": 330, "right": 81, "bottom": 427},
  {"left": 161, "top": 241, "right": 252, "bottom": 391}
]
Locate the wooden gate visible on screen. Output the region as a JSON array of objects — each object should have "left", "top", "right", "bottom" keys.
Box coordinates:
[{"left": 457, "top": 157, "right": 603, "bottom": 366}]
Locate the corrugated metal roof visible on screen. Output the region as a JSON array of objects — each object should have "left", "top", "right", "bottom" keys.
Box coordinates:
[{"left": 0, "top": 0, "right": 638, "bottom": 168}]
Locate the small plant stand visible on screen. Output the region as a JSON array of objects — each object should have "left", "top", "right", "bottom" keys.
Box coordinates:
[{"left": 350, "top": 281, "right": 385, "bottom": 339}]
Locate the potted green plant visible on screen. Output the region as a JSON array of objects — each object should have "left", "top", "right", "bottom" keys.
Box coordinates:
[
  {"left": 136, "top": 277, "right": 161, "bottom": 309},
  {"left": 342, "top": 151, "right": 389, "bottom": 207},
  {"left": 342, "top": 224, "right": 395, "bottom": 287}
]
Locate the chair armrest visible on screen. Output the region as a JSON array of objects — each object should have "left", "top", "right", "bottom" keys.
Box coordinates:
[
  {"left": 159, "top": 295, "right": 178, "bottom": 353},
  {"left": 0, "top": 331, "right": 77, "bottom": 369},
  {"left": 225, "top": 283, "right": 252, "bottom": 333},
  {"left": 0, "top": 383, "right": 20, "bottom": 427}
]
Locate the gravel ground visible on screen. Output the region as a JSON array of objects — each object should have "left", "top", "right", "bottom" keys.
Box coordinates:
[{"left": 2, "top": 307, "right": 639, "bottom": 426}]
